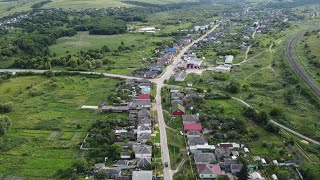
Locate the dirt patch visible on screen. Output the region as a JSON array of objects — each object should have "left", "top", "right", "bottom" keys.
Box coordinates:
[{"left": 64, "top": 41, "right": 91, "bottom": 47}]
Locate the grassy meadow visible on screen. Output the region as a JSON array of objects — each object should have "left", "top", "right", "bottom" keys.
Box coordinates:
[
  {"left": 50, "top": 32, "right": 174, "bottom": 75},
  {"left": 0, "top": 75, "right": 124, "bottom": 178},
  {"left": 294, "top": 31, "right": 320, "bottom": 86}
]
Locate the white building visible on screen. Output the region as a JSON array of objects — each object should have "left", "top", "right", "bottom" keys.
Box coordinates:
[
  {"left": 215, "top": 65, "right": 231, "bottom": 73},
  {"left": 225, "top": 55, "right": 234, "bottom": 65},
  {"left": 132, "top": 171, "right": 153, "bottom": 180}
]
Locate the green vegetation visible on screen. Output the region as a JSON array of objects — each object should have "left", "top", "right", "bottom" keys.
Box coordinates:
[
  {"left": 0, "top": 75, "right": 122, "bottom": 178},
  {"left": 294, "top": 29, "right": 320, "bottom": 86}
]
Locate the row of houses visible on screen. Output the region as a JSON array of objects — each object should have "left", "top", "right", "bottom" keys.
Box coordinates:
[
  {"left": 94, "top": 79, "right": 156, "bottom": 180},
  {"left": 168, "top": 88, "right": 270, "bottom": 179}
]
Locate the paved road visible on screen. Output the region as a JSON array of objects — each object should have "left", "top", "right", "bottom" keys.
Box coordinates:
[
  {"left": 0, "top": 24, "right": 220, "bottom": 180},
  {"left": 150, "top": 24, "right": 219, "bottom": 180},
  {"left": 0, "top": 69, "right": 143, "bottom": 80},
  {"left": 286, "top": 29, "right": 320, "bottom": 96},
  {"left": 231, "top": 97, "right": 320, "bottom": 145}
]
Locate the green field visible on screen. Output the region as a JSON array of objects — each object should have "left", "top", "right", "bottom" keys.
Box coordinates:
[
  {"left": 0, "top": 75, "right": 124, "bottom": 178},
  {"left": 50, "top": 32, "right": 174, "bottom": 75},
  {"left": 43, "top": 0, "right": 198, "bottom": 9}
]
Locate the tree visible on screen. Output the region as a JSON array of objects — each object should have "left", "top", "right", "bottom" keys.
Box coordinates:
[
  {"left": 300, "top": 163, "right": 320, "bottom": 180},
  {"left": 0, "top": 115, "right": 12, "bottom": 135},
  {"left": 226, "top": 80, "right": 240, "bottom": 93},
  {"left": 243, "top": 107, "right": 256, "bottom": 118},
  {"left": 75, "top": 158, "right": 90, "bottom": 173},
  {"left": 237, "top": 163, "right": 248, "bottom": 180},
  {"left": 254, "top": 111, "right": 268, "bottom": 124},
  {"left": 269, "top": 106, "right": 283, "bottom": 116},
  {"left": 217, "top": 175, "right": 229, "bottom": 180},
  {"left": 44, "top": 70, "right": 55, "bottom": 78}
]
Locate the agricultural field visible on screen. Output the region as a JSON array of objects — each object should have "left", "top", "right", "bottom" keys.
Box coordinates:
[
  {"left": 0, "top": 75, "right": 124, "bottom": 178},
  {"left": 0, "top": 0, "right": 42, "bottom": 18}
]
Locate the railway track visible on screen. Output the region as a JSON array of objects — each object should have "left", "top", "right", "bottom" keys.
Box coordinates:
[{"left": 286, "top": 29, "right": 320, "bottom": 96}]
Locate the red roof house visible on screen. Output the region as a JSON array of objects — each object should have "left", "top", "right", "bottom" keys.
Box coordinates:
[
  {"left": 184, "top": 123, "right": 202, "bottom": 132},
  {"left": 197, "top": 164, "right": 222, "bottom": 179},
  {"left": 138, "top": 94, "right": 151, "bottom": 100}
]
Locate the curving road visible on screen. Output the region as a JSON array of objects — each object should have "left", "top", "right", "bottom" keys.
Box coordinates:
[{"left": 286, "top": 30, "right": 320, "bottom": 96}]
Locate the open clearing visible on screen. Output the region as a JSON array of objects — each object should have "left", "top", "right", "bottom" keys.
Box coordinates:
[
  {"left": 50, "top": 32, "right": 174, "bottom": 75},
  {"left": 0, "top": 75, "right": 126, "bottom": 178}
]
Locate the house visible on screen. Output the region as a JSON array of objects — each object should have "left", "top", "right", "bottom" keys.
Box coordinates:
[
  {"left": 137, "top": 125, "right": 152, "bottom": 136},
  {"left": 137, "top": 157, "right": 152, "bottom": 168},
  {"left": 215, "top": 65, "right": 231, "bottom": 73},
  {"left": 172, "top": 103, "right": 185, "bottom": 116},
  {"left": 171, "top": 92, "right": 184, "bottom": 100},
  {"left": 169, "top": 47, "right": 178, "bottom": 53},
  {"left": 133, "top": 145, "right": 152, "bottom": 158},
  {"left": 113, "top": 160, "right": 129, "bottom": 168},
  {"left": 261, "top": 158, "right": 267, "bottom": 164},
  {"left": 215, "top": 148, "right": 231, "bottom": 160},
  {"left": 186, "top": 130, "right": 202, "bottom": 138},
  {"left": 132, "top": 171, "right": 153, "bottom": 180},
  {"left": 120, "top": 152, "right": 131, "bottom": 159},
  {"left": 94, "top": 163, "right": 106, "bottom": 173},
  {"left": 115, "top": 127, "right": 128, "bottom": 135},
  {"left": 224, "top": 55, "right": 234, "bottom": 65},
  {"left": 197, "top": 164, "right": 222, "bottom": 179},
  {"left": 194, "top": 153, "right": 217, "bottom": 164},
  {"left": 138, "top": 94, "right": 151, "bottom": 100},
  {"left": 230, "top": 164, "right": 243, "bottom": 174},
  {"left": 101, "top": 106, "right": 129, "bottom": 113},
  {"left": 174, "top": 71, "right": 187, "bottom": 82},
  {"left": 182, "top": 115, "right": 198, "bottom": 124},
  {"left": 81, "top": 105, "right": 99, "bottom": 110},
  {"left": 134, "top": 99, "right": 152, "bottom": 109},
  {"left": 120, "top": 131, "right": 135, "bottom": 140},
  {"left": 244, "top": 147, "right": 249, "bottom": 153},
  {"left": 271, "top": 174, "right": 278, "bottom": 180},
  {"left": 243, "top": 36, "right": 250, "bottom": 42},
  {"left": 250, "top": 171, "right": 266, "bottom": 180},
  {"left": 138, "top": 117, "right": 152, "bottom": 128},
  {"left": 137, "top": 133, "right": 152, "bottom": 144},
  {"left": 115, "top": 176, "right": 130, "bottom": 180},
  {"left": 218, "top": 143, "right": 240, "bottom": 149},
  {"left": 104, "top": 168, "right": 121, "bottom": 179},
  {"left": 184, "top": 123, "right": 202, "bottom": 133},
  {"left": 272, "top": 160, "right": 278, "bottom": 165},
  {"left": 187, "top": 57, "right": 203, "bottom": 69},
  {"left": 188, "top": 137, "right": 215, "bottom": 153},
  {"left": 221, "top": 158, "right": 238, "bottom": 168}
]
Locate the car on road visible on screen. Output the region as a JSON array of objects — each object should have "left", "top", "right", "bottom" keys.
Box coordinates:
[{"left": 164, "top": 162, "right": 168, "bottom": 167}]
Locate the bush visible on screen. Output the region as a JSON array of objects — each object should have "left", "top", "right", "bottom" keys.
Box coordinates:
[
  {"left": 0, "top": 102, "right": 13, "bottom": 113},
  {"left": 226, "top": 80, "right": 240, "bottom": 93}
]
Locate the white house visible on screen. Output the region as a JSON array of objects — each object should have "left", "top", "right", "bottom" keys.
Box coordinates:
[
  {"left": 133, "top": 145, "right": 152, "bottom": 158},
  {"left": 224, "top": 55, "right": 234, "bottom": 65},
  {"left": 132, "top": 171, "right": 153, "bottom": 180},
  {"left": 215, "top": 65, "right": 231, "bottom": 73}
]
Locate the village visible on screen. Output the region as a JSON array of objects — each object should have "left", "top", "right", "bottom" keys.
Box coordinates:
[{"left": 75, "top": 9, "right": 305, "bottom": 179}]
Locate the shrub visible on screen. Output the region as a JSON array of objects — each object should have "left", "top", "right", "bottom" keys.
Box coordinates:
[{"left": 0, "top": 102, "right": 13, "bottom": 113}]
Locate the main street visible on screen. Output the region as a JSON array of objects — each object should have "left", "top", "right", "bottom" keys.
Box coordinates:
[
  {"left": 150, "top": 24, "right": 219, "bottom": 180},
  {"left": 0, "top": 24, "right": 219, "bottom": 180}
]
